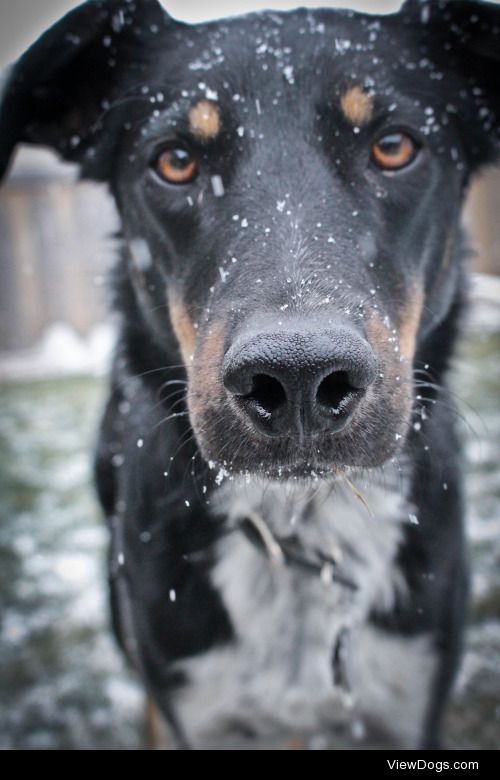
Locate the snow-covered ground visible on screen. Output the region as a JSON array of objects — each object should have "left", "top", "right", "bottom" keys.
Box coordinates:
[{"left": 0, "top": 375, "right": 144, "bottom": 749}]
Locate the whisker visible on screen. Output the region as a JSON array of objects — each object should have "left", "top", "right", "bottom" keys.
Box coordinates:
[
  {"left": 335, "top": 469, "right": 375, "bottom": 518},
  {"left": 152, "top": 411, "right": 189, "bottom": 432}
]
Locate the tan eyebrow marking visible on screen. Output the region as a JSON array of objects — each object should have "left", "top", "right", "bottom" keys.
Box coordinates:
[
  {"left": 340, "top": 86, "right": 374, "bottom": 126},
  {"left": 188, "top": 100, "right": 221, "bottom": 142}
]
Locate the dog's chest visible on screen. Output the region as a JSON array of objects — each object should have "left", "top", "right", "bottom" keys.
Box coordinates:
[{"left": 172, "top": 479, "right": 433, "bottom": 747}]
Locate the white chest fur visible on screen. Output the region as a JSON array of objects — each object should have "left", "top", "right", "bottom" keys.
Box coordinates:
[{"left": 173, "top": 477, "right": 436, "bottom": 748}]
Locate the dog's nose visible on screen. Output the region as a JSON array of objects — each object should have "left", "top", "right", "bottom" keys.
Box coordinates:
[{"left": 223, "top": 326, "right": 377, "bottom": 436}]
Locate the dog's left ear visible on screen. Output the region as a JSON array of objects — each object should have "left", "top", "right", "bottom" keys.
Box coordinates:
[
  {"left": 0, "top": 0, "right": 173, "bottom": 181},
  {"left": 399, "top": 0, "right": 500, "bottom": 166}
]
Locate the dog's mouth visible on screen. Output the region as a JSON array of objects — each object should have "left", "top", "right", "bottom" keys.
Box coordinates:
[
  {"left": 207, "top": 448, "right": 367, "bottom": 483},
  {"left": 188, "top": 376, "right": 413, "bottom": 481}
]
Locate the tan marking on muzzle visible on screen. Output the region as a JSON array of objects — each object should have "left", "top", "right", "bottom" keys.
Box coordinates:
[
  {"left": 168, "top": 298, "right": 197, "bottom": 369},
  {"left": 365, "top": 315, "right": 390, "bottom": 366},
  {"left": 365, "top": 285, "right": 424, "bottom": 368},
  {"left": 188, "top": 100, "right": 221, "bottom": 142},
  {"left": 340, "top": 86, "right": 374, "bottom": 126},
  {"left": 398, "top": 286, "right": 425, "bottom": 361},
  {"left": 188, "top": 321, "right": 226, "bottom": 423},
  {"left": 198, "top": 321, "right": 226, "bottom": 369}
]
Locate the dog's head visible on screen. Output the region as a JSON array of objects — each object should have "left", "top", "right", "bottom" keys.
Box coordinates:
[{"left": 1, "top": 0, "right": 499, "bottom": 478}]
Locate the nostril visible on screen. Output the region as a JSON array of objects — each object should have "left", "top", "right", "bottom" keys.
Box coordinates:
[
  {"left": 316, "top": 371, "right": 358, "bottom": 414},
  {"left": 244, "top": 374, "right": 287, "bottom": 417}
]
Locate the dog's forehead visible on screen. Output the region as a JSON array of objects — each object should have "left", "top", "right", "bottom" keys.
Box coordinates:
[
  {"left": 181, "top": 8, "right": 366, "bottom": 61},
  {"left": 124, "top": 7, "right": 453, "bottom": 153},
  {"left": 155, "top": 9, "right": 410, "bottom": 102}
]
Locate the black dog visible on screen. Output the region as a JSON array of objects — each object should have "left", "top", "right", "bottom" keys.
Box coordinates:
[{"left": 1, "top": 0, "right": 499, "bottom": 750}]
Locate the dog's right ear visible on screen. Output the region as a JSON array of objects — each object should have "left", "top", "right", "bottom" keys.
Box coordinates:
[
  {"left": 398, "top": 0, "right": 500, "bottom": 168},
  {"left": 0, "top": 0, "right": 172, "bottom": 181}
]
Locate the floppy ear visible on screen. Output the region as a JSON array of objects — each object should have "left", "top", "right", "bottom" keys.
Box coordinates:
[
  {"left": 0, "top": 0, "right": 171, "bottom": 181},
  {"left": 399, "top": 0, "right": 500, "bottom": 167}
]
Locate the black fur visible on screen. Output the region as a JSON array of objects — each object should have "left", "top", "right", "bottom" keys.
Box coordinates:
[{"left": 1, "top": 0, "right": 499, "bottom": 750}]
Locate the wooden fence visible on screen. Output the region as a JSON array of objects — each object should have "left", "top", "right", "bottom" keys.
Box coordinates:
[{"left": 0, "top": 149, "right": 119, "bottom": 351}]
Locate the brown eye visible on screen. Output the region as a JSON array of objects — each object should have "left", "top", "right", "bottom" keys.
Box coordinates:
[
  {"left": 371, "top": 132, "right": 419, "bottom": 171},
  {"left": 155, "top": 147, "right": 198, "bottom": 184}
]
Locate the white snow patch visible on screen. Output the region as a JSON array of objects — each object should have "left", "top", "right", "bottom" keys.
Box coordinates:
[
  {"left": 0, "top": 322, "right": 116, "bottom": 381},
  {"left": 211, "top": 175, "right": 225, "bottom": 197},
  {"left": 130, "top": 237, "right": 153, "bottom": 271}
]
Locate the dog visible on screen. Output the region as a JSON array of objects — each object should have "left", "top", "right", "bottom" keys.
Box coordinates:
[{"left": 1, "top": 0, "right": 498, "bottom": 750}]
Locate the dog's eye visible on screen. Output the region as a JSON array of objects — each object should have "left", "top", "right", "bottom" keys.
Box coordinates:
[
  {"left": 155, "top": 147, "right": 198, "bottom": 184},
  {"left": 371, "top": 132, "right": 419, "bottom": 171}
]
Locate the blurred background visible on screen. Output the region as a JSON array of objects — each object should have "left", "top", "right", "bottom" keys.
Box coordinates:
[{"left": 0, "top": 0, "right": 499, "bottom": 750}]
